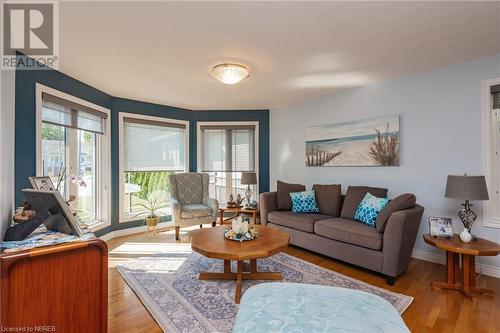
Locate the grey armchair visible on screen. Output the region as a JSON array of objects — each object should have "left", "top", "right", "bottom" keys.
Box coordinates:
[{"left": 169, "top": 173, "right": 219, "bottom": 240}]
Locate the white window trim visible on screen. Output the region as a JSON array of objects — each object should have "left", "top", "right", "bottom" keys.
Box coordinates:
[
  {"left": 481, "top": 77, "right": 500, "bottom": 228},
  {"left": 35, "top": 83, "right": 112, "bottom": 232},
  {"left": 118, "top": 112, "right": 190, "bottom": 223},
  {"left": 196, "top": 121, "right": 260, "bottom": 197}
]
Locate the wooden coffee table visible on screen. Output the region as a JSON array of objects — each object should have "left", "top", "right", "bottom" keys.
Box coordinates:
[
  {"left": 424, "top": 234, "right": 500, "bottom": 300},
  {"left": 191, "top": 225, "right": 289, "bottom": 303}
]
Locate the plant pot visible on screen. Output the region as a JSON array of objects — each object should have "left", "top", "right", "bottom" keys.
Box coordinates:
[{"left": 145, "top": 216, "right": 159, "bottom": 227}]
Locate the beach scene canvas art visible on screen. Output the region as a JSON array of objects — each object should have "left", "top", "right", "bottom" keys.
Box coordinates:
[{"left": 305, "top": 115, "right": 400, "bottom": 167}]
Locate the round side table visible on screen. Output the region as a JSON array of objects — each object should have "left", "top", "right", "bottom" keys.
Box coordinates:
[{"left": 423, "top": 234, "right": 500, "bottom": 300}]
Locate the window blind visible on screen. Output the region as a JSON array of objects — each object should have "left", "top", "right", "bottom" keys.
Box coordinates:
[
  {"left": 492, "top": 85, "right": 500, "bottom": 109},
  {"left": 123, "top": 117, "right": 186, "bottom": 172},
  {"left": 41, "top": 92, "right": 108, "bottom": 134},
  {"left": 201, "top": 125, "right": 255, "bottom": 172}
]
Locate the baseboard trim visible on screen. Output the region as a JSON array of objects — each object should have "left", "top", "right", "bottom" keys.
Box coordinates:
[
  {"left": 411, "top": 249, "right": 500, "bottom": 279},
  {"left": 99, "top": 224, "right": 173, "bottom": 241}
]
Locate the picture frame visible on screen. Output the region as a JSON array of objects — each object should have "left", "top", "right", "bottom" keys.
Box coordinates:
[
  {"left": 28, "top": 176, "right": 56, "bottom": 191},
  {"left": 429, "top": 217, "right": 453, "bottom": 238}
]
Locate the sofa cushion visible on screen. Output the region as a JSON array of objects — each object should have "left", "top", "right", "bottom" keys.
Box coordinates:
[
  {"left": 354, "top": 193, "right": 389, "bottom": 227},
  {"left": 268, "top": 211, "right": 331, "bottom": 233},
  {"left": 313, "top": 184, "right": 341, "bottom": 217},
  {"left": 277, "top": 181, "right": 306, "bottom": 211},
  {"left": 290, "top": 190, "right": 320, "bottom": 213},
  {"left": 314, "top": 218, "right": 383, "bottom": 250},
  {"left": 181, "top": 204, "right": 212, "bottom": 219},
  {"left": 341, "top": 186, "right": 388, "bottom": 220},
  {"left": 375, "top": 193, "right": 416, "bottom": 232}
]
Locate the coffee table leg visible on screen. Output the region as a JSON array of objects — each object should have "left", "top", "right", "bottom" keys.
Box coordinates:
[
  {"left": 224, "top": 259, "right": 231, "bottom": 273},
  {"left": 250, "top": 259, "right": 257, "bottom": 273},
  {"left": 235, "top": 261, "right": 243, "bottom": 304}
]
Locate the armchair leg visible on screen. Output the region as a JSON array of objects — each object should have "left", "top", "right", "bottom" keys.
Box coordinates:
[
  {"left": 212, "top": 221, "right": 216, "bottom": 227},
  {"left": 200, "top": 224, "right": 203, "bottom": 229},
  {"left": 175, "top": 226, "right": 180, "bottom": 241}
]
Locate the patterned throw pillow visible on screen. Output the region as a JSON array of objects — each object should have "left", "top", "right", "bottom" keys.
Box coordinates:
[
  {"left": 354, "top": 193, "right": 389, "bottom": 227},
  {"left": 290, "top": 190, "right": 320, "bottom": 213}
]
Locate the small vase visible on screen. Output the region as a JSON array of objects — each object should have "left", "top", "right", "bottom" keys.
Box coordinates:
[{"left": 459, "top": 228, "right": 472, "bottom": 243}]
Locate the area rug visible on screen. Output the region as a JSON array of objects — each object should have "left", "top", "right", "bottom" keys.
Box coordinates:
[{"left": 116, "top": 246, "right": 413, "bottom": 333}]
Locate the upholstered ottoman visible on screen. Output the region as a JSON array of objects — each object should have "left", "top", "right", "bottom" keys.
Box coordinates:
[{"left": 233, "top": 283, "right": 409, "bottom": 333}]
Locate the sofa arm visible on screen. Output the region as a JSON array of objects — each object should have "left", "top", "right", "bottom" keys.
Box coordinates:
[
  {"left": 382, "top": 204, "right": 424, "bottom": 278},
  {"left": 171, "top": 198, "right": 182, "bottom": 226},
  {"left": 259, "top": 192, "right": 278, "bottom": 225},
  {"left": 203, "top": 197, "right": 219, "bottom": 220}
]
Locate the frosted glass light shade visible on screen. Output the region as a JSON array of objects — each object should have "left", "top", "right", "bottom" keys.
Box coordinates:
[{"left": 211, "top": 63, "right": 249, "bottom": 84}]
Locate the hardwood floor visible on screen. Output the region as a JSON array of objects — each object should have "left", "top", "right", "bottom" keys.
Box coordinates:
[{"left": 107, "top": 225, "right": 500, "bottom": 333}]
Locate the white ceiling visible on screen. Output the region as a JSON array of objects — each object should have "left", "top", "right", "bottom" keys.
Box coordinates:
[{"left": 58, "top": 1, "right": 500, "bottom": 110}]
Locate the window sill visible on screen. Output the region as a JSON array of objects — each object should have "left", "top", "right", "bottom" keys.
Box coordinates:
[
  {"left": 119, "top": 214, "right": 172, "bottom": 224},
  {"left": 87, "top": 220, "right": 110, "bottom": 232}
]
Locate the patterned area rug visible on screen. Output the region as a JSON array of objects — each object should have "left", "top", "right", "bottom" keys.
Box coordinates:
[{"left": 116, "top": 245, "right": 413, "bottom": 333}]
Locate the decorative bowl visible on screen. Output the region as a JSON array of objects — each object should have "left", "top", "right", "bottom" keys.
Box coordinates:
[{"left": 224, "top": 227, "right": 258, "bottom": 242}]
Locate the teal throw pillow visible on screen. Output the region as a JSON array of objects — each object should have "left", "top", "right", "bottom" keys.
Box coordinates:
[
  {"left": 354, "top": 192, "right": 389, "bottom": 227},
  {"left": 290, "top": 190, "right": 320, "bottom": 213}
]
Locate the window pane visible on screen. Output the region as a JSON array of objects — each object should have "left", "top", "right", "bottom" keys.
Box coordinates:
[
  {"left": 73, "top": 130, "right": 97, "bottom": 221},
  {"left": 208, "top": 171, "right": 246, "bottom": 204},
  {"left": 124, "top": 121, "right": 185, "bottom": 171},
  {"left": 123, "top": 171, "right": 173, "bottom": 215},
  {"left": 203, "top": 129, "right": 227, "bottom": 171},
  {"left": 232, "top": 129, "right": 254, "bottom": 172},
  {"left": 41, "top": 123, "right": 67, "bottom": 196}
]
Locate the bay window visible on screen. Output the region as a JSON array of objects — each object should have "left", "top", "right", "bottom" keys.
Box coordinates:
[
  {"left": 36, "top": 84, "right": 111, "bottom": 230},
  {"left": 119, "top": 113, "right": 189, "bottom": 222},
  {"left": 198, "top": 122, "right": 258, "bottom": 204}
]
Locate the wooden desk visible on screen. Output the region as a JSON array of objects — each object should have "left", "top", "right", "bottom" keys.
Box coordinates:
[
  {"left": 423, "top": 234, "right": 500, "bottom": 300},
  {"left": 1, "top": 239, "right": 108, "bottom": 332},
  {"left": 219, "top": 206, "right": 259, "bottom": 225}
]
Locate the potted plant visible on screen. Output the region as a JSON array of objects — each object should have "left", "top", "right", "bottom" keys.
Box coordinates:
[{"left": 134, "top": 193, "right": 168, "bottom": 229}]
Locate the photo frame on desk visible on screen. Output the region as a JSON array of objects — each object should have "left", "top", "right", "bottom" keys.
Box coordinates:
[
  {"left": 29, "top": 176, "right": 56, "bottom": 191},
  {"left": 429, "top": 217, "right": 453, "bottom": 238}
]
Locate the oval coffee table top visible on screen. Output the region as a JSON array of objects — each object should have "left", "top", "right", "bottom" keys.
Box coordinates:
[
  {"left": 423, "top": 234, "right": 500, "bottom": 256},
  {"left": 191, "top": 225, "right": 290, "bottom": 261}
]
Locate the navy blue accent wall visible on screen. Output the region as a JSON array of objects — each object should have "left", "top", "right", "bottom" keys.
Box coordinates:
[{"left": 14, "top": 55, "right": 269, "bottom": 236}]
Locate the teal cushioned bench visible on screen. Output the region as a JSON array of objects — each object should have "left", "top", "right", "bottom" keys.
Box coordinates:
[{"left": 233, "top": 283, "right": 410, "bottom": 333}]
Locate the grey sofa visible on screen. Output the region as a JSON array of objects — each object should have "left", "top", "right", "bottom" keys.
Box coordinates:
[{"left": 260, "top": 183, "right": 424, "bottom": 285}]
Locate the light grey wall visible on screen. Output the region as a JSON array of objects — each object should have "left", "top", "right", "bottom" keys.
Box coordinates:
[
  {"left": 0, "top": 69, "right": 15, "bottom": 239},
  {"left": 270, "top": 53, "right": 500, "bottom": 270}
]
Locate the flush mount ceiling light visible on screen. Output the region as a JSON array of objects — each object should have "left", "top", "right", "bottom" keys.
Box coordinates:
[{"left": 211, "top": 63, "right": 249, "bottom": 85}]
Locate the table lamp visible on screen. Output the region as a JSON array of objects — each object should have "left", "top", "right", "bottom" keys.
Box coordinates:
[
  {"left": 241, "top": 172, "right": 257, "bottom": 208},
  {"left": 445, "top": 174, "right": 489, "bottom": 242}
]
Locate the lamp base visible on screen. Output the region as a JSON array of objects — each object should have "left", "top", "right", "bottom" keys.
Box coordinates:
[
  {"left": 458, "top": 200, "right": 477, "bottom": 231},
  {"left": 244, "top": 185, "right": 253, "bottom": 208},
  {"left": 459, "top": 228, "right": 472, "bottom": 243}
]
